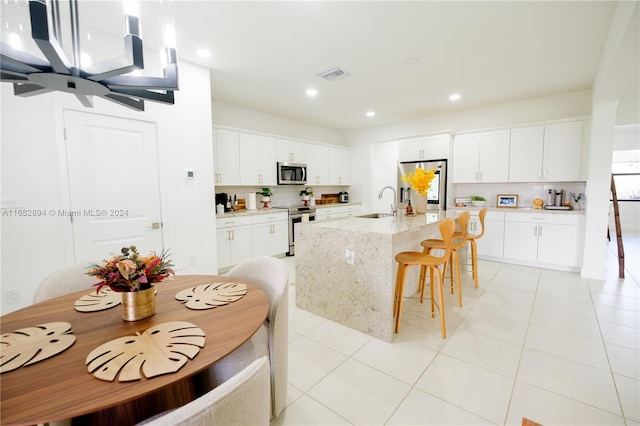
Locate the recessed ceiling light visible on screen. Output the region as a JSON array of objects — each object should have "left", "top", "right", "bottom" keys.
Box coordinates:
[
  {"left": 449, "top": 93, "right": 461, "bottom": 101},
  {"left": 306, "top": 88, "right": 318, "bottom": 97},
  {"left": 196, "top": 48, "right": 211, "bottom": 58},
  {"left": 366, "top": 111, "right": 375, "bottom": 117},
  {"left": 403, "top": 57, "right": 419, "bottom": 65}
]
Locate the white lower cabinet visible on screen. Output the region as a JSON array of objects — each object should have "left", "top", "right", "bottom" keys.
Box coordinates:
[
  {"left": 471, "top": 211, "right": 505, "bottom": 258},
  {"left": 251, "top": 212, "right": 289, "bottom": 257},
  {"left": 448, "top": 209, "right": 504, "bottom": 258},
  {"left": 503, "top": 212, "right": 583, "bottom": 268},
  {"left": 216, "top": 216, "right": 253, "bottom": 270},
  {"left": 316, "top": 205, "right": 360, "bottom": 221}
]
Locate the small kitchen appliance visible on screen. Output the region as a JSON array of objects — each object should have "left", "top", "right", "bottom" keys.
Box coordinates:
[
  {"left": 215, "top": 193, "right": 230, "bottom": 212},
  {"left": 277, "top": 162, "right": 307, "bottom": 185},
  {"left": 339, "top": 192, "right": 349, "bottom": 203}
]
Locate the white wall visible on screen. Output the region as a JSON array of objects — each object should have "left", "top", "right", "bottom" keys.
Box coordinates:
[
  {"left": 212, "top": 101, "right": 345, "bottom": 146},
  {"left": 1, "top": 60, "right": 216, "bottom": 314}
]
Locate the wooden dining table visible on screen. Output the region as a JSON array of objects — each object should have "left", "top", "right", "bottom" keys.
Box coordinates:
[{"left": 0, "top": 275, "right": 269, "bottom": 426}]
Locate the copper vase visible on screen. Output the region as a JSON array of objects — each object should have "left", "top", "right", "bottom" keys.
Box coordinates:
[{"left": 121, "top": 287, "right": 156, "bottom": 321}]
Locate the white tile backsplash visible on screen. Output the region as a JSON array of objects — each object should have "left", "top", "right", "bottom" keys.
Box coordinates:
[
  {"left": 453, "top": 182, "right": 587, "bottom": 208},
  {"left": 216, "top": 185, "right": 350, "bottom": 207}
]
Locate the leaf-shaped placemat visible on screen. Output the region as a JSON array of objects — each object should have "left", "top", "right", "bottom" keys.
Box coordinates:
[
  {"left": 86, "top": 321, "right": 205, "bottom": 382},
  {"left": 0, "top": 322, "right": 76, "bottom": 374},
  {"left": 175, "top": 282, "right": 247, "bottom": 310},
  {"left": 74, "top": 287, "right": 121, "bottom": 312}
]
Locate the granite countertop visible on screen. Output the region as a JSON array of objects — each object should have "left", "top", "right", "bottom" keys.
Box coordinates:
[
  {"left": 215, "top": 207, "right": 288, "bottom": 218},
  {"left": 303, "top": 211, "right": 447, "bottom": 235},
  {"left": 313, "top": 202, "right": 362, "bottom": 209},
  {"left": 448, "top": 205, "right": 586, "bottom": 215}
]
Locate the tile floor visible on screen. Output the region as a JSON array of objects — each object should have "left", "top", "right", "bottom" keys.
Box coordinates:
[{"left": 272, "top": 232, "right": 639, "bottom": 425}]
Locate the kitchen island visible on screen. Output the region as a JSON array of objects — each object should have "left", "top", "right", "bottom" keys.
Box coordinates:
[{"left": 295, "top": 212, "right": 450, "bottom": 342}]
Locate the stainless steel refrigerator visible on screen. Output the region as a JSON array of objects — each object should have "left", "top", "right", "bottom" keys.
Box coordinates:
[{"left": 398, "top": 159, "right": 447, "bottom": 211}]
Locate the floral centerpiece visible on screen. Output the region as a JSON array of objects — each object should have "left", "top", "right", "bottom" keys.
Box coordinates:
[
  {"left": 87, "top": 246, "right": 174, "bottom": 293},
  {"left": 401, "top": 168, "right": 436, "bottom": 213}
]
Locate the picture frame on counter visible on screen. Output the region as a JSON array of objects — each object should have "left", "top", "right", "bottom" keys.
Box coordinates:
[{"left": 497, "top": 194, "right": 518, "bottom": 208}]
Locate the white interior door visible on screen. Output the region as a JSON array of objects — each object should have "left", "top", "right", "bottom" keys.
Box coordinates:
[{"left": 63, "top": 110, "right": 163, "bottom": 263}]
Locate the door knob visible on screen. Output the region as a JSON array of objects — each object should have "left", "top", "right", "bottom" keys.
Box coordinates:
[{"left": 147, "top": 222, "right": 161, "bottom": 229}]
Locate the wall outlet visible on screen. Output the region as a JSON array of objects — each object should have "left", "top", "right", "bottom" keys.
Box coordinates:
[
  {"left": 6, "top": 288, "right": 20, "bottom": 304},
  {"left": 345, "top": 249, "right": 355, "bottom": 265}
]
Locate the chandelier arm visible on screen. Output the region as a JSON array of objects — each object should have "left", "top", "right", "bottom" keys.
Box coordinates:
[
  {"left": 74, "top": 93, "right": 94, "bottom": 107},
  {"left": 13, "top": 82, "right": 53, "bottom": 96},
  {"left": 107, "top": 88, "right": 175, "bottom": 105},
  {"left": 29, "top": 0, "right": 72, "bottom": 75},
  {"left": 102, "top": 94, "right": 145, "bottom": 111},
  {"left": 69, "top": 0, "right": 81, "bottom": 75},
  {"left": 1, "top": 43, "right": 52, "bottom": 73},
  {"left": 1, "top": 72, "right": 29, "bottom": 82},
  {"left": 85, "top": 35, "right": 144, "bottom": 81},
  {"left": 100, "top": 64, "right": 178, "bottom": 90}
]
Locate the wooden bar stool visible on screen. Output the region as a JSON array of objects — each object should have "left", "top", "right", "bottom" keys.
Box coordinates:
[
  {"left": 393, "top": 218, "right": 456, "bottom": 338},
  {"left": 420, "top": 211, "right": 470, "bottom": 308},
  {"left": 464, "top": 207, "right": 488, "bottom": 289}
]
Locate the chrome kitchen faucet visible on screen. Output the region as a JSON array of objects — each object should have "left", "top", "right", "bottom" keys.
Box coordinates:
[{"left": 378, "top": 186, "right": 397, "bottom": 216}]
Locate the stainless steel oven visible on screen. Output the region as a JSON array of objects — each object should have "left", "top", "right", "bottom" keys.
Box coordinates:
[{"left": 282, "top": 206, "right": 316, "bottom": 256}]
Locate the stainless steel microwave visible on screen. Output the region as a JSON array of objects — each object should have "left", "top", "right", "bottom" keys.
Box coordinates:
[{"left": 277, "top": 162, "right": 307, "bottom": 185}]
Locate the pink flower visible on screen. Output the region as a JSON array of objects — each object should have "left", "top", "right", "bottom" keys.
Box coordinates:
[{"left": 117, "top": 259, "right": 137, "bottom": 280}]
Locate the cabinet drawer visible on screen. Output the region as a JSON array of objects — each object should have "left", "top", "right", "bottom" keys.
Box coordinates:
[
  {"left": 216, "top": 216, "right": 253, "bottom": 229},
  {"left": 251, "top": 212, "right": 288, "bottom": 224},
  {"left": 505, "top": 212, "right": 579, "bottom": 225}
]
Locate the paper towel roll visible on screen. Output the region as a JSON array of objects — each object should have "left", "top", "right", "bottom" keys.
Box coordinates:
[
  {"left": 301, "top": 213, "right": 309, "bottom": 222},
  {"left": 247, "top": 192, "right": 257, "bottom": 210}
]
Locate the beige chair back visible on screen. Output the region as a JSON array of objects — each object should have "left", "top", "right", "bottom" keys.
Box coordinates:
[
  {"left": 136, "top": 356, "right": 270, "bottom": 426},
  {"left": 34, "top": 263, "right": 96, "bottom": 303}
]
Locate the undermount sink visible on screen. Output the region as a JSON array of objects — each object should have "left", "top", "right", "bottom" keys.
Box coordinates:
[{"left": 356, "top": 213, "right": 393, "bottom": 219}]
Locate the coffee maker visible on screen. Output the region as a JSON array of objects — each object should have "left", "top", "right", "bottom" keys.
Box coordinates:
[{"left": 215, "top": 193, "right": 230, "bottom": 212}]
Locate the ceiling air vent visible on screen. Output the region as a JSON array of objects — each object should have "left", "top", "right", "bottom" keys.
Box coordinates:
[{"left": 316, "top": 67, "right": 351, "bottom": 82}]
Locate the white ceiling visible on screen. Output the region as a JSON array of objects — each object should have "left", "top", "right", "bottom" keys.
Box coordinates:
[
  {"left": 19, "top": 1, "right": 629, "bottom": 130},
  {"left": 166, "top": 1, "right": 620, "bottom": 130}
]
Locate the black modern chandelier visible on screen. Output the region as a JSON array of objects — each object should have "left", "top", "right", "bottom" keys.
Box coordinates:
[{"left": 0, "top": 0, "right": 178, "bottom": 111}]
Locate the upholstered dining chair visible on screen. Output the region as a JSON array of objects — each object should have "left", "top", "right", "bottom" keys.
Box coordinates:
[
  {"left": 201, "top": 256, "right": 288, "bottom": 419},
  {"left": 394, "top": 218, "right": 456, "bottom": 337},
  {"left": 34, "top": 263, "right": 96, "bottom": 303},
  {"left": 136, "top": 356, "right": 270, "bottom": 426},
  {"left": 420, "top": 211, "right": 470, "bottom": 308}
]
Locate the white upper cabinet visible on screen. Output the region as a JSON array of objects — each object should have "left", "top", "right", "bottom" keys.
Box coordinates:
[
  {"left": 509, "top": 126, "right": 544, "bottom": 182},
  {"left": 328, "top": 146, "right": 350, "bottom": 185},
  {"left": 509, "top": 121, "right": 582, "bottom": 182},
  {"left": 213, "top": 129, "right": 240, "bottom": 185},
  {"left": 239, "top": 134, "right": 277, "bottom": 186},
  {"left": 398, "top": 134, "right": 449, "bottom": 161},
  {"left": 277, "top": 138, "right": 305, "bottom": 163},
  {"left": 542, "top": 121, "right": 582, "bottom": 182},
  {"left": 452, "top": 130, "right": 509, "bottom": 183},
  {"left": 306, "top": 144, "right": 329, "bottom": 185},
  {"left": 452, "top": 134, "right": 480, "bottom": 183}
]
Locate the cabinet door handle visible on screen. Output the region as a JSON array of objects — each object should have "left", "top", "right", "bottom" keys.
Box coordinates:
[
  {"left": 533, "top": 225, "right": 537, "bottom": 236},
  {"left": 538, "top": 225, "right": 542, "bottom": 236},
  {"left": 542, "top": 169, "right": 546, "bottom": 179}
]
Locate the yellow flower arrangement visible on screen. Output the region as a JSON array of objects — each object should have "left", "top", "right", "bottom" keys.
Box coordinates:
[{"left": 401, "top": 168, "right": 436, "bottom": 195}]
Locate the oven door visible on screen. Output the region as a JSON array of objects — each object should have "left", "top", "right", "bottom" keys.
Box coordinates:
[{"left": 288, "top": 213, "right": 315, "bottom": 255}]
